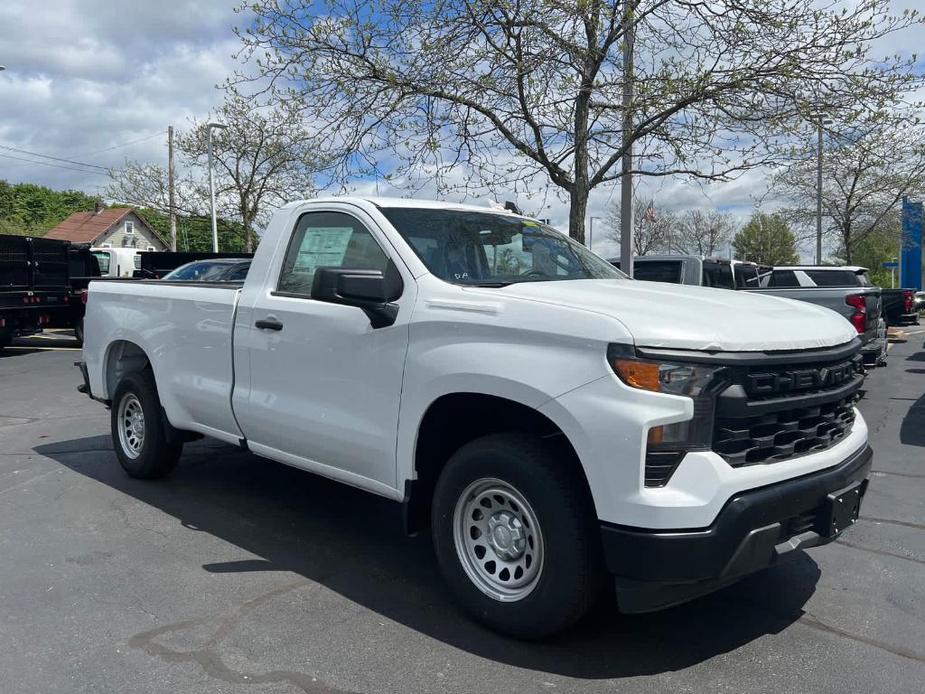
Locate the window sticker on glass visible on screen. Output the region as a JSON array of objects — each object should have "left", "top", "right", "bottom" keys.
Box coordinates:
[{"left": 294, "top": 227, "right": 353, "bottom": 273}]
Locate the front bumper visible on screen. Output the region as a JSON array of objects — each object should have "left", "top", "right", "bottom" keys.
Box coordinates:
[{"left": 602, "top": 443, "right": 872, "bottom": 613}]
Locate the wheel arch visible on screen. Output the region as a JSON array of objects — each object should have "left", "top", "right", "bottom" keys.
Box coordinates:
[
  {"left": 404, "top": 391, "right": 595, "bottom": 535},
  {"left": 103, "top": 339, "right": 153, "bottom": 402}
]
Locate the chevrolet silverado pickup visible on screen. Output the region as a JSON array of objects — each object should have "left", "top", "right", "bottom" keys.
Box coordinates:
[{"left": 78, "top": 198, "right": 872, "bottom": 638}]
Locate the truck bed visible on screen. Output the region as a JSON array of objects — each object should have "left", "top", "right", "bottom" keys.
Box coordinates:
[{"left": 83, "top": 280, "right": 243, "bottom": 441}]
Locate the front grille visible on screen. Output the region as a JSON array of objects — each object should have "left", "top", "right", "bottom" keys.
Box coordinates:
[{"left": 714, "top": 392, "right": 858, "bottom": 466}]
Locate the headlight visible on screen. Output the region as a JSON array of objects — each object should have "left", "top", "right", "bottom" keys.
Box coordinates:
[
  {"left": 607, "top": 344, "right": 724, "bottom": 486},
  {"left": 608, "top": 346, "right": 718, "bottom": 398}
]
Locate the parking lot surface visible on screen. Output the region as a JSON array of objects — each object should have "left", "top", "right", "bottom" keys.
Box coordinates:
[{"left": 1, "top": 330, "right": 923, "bottom": 693}]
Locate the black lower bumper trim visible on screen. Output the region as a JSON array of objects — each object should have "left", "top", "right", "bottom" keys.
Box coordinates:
[{"left": 602, "top": 444, "right": 872, "bottom": 612}]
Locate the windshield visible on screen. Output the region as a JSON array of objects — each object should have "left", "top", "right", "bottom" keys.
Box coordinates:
[
  {"left": 91, "top": 251, "right": 111, "bottom": 275},
  {"left": 381, "top": 208, "right": 625, "bottom": 285},
  {"left": 164, "top": 261, "right": 241, "bottom": 281}
]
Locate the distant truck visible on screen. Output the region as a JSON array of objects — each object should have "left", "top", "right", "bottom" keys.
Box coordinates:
[
  {"left": 0, "top": 236, "right": 72, "bottom": 348},
  {"left": 614, "top": 256, "right": 886, "bottom": 366},
  {"left": 880, "top": 288, "right": 919, "bottom": 327}
]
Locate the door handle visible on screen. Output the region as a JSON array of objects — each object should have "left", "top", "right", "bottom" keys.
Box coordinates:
[{"left": 255, "top": 317, "right": 284, "bottom": 331}]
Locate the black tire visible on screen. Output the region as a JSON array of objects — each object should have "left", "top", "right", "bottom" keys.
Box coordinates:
[
  {"left": 111, "top": 370, "right": 182, "bottom": 479},
  {"left": 74, "top": 319, "right": 84, "bottom": 347},
  {"left": 431, "top": 433, "right": 604, "bottom": 639}
]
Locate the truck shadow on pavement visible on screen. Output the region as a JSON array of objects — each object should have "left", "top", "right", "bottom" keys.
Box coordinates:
[{"left": 36, "top": 435, "right": 819, "bottom": 680}]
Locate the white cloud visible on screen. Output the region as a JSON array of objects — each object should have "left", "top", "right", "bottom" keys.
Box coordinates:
[{"left": 0, "top": 0, "right": 243, "bottom": 193}]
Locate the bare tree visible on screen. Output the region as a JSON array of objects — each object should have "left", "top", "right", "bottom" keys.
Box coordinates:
[
  {"left": 235, "top": 0, "right": 921, "bottom": 242},
  {"left": 674, "top": 209, "right": 736, "bottom": 256},
  {"left": 605, "top": 197, "right": 674, "bottom": 255},
  {"left": 180, "top": 95, "right": 322, "bottom": 252},
  {"left": 106, "top": 161, "right": 204, "bottom": 218},
  {"left": 774, "top": 117, "right": 925, "bottom": 263}
]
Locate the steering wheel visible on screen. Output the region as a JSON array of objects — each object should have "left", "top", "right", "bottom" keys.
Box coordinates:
[{"left": 519, "top": 269, "right": 548, "bottom": 278}]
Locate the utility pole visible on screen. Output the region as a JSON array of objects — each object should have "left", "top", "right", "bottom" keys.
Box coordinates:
[
  {"left": 619, "top": 2, "right": 635, "bottom": 278},
  {"left": 207, "top": 122, "right": 227, "bottom": 253},
  {"left": 814, "top": 115, "right": 832, "bottom": 264},
  {"left": 167, "top": 125, "right": 177, "bottom": 252}
]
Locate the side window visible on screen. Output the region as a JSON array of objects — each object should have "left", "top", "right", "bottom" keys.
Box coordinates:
[
  {"left": 278, "top": 211, "right": 389, "bottom": 296},
  {"left": 768, "top": 270, "right": 800, "bottom": 288}
]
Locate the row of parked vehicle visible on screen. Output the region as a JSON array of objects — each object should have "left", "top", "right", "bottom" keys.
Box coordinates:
[
  {"left": 0, "top": 234, "right": 252, "bottom": 348},
  {"left": 611, "top": 254, "right": 922, "bottom": 367}
]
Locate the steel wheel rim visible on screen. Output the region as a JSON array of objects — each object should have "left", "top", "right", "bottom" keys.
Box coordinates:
[
  {"left": 453, "top": 477, "right": 545, "bottom": 602},
  {"left": 117, "top": 393, "right": 145, "bottom": 459}
]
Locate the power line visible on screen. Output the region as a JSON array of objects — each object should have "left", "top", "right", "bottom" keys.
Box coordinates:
[
  {"left": 79, "top": 131, "right": 164, "bottom": 158},
  {"left": 0, "top": 144, "right": 109, "bottom": 171},
  {"left": 0, "top": 151, "right": 109, "bottom": 176}
]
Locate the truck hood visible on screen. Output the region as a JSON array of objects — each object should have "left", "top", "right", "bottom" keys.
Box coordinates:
[{"left": 494, "top": 279, "right": 858, "bottom": 352}]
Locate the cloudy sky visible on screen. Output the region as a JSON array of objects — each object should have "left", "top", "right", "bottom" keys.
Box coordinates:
[{"left": 1, "top": 0, "right": 922, "bottom": 258}]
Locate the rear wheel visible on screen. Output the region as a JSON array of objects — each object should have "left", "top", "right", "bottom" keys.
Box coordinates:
[
  {"left": 431, "top": 433, "right": 603, "bottom": 638},
  {"left": 111, "top": 370, "right": 182, "bottom": 479}
]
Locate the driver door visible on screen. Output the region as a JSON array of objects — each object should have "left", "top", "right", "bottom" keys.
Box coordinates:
[{"left": 233, "top": 208, "right": 413, "bottom": 492}]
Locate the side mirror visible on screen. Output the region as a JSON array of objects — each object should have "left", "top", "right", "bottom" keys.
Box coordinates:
[{"left": 311, "top": 260, "right": 404, "bottom": 328}]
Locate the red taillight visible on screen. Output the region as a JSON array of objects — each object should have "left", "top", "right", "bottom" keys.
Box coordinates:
[
  {"left": 845, "top": 294, "right": 867, "bottom": 333},
  {"left": 903, "top": 289, "right": 914, "bottom": 313}
]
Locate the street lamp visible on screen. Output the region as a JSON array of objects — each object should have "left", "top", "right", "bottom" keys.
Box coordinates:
[
  {"left": 812, "top": 114, "right": 833, "bottom": 265},
  {"left": 588, "top": 216, "right": 603, "bottom": 251},
  {"left": 207, "top": 122, "right": 228, "bottom": 253}
]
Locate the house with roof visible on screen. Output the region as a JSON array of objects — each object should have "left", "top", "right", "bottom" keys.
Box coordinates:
[{"left": 44, "top": 206, "right": 167, "bottom": 251}]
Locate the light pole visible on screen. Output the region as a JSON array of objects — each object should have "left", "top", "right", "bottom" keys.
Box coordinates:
[
  {"left": 813, "top": 115, "right": 833, "bottom": 265},
  {"left": 207, "top": 122, "right": 227, "bottom": 253},
  {"left": 588, "top": 216, "right": 602, "bottom": 251}
]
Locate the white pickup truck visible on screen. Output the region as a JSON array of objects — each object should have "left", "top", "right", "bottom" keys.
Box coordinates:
[{"left": 78, "top": 198, "right": 872, "bottom": 638}]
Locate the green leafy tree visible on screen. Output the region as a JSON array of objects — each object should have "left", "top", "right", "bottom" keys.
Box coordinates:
[
  {"left": 842, "top": 211, "right": 901, "bottom": 287},
  {"left": 0, "top": 179, "right": 98, "bottom": 236},
  {"left": 733, "top": 213, "right": 799, "bottom": 265}
]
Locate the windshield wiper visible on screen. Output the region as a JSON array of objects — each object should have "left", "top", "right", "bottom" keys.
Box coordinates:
[{"left": 462, "top": 281, "right": 513, "bottom": 288}]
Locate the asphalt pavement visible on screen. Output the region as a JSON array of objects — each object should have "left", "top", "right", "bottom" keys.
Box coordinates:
[{"left": 0, "top": 329, "right": 923, "bottom": 693}]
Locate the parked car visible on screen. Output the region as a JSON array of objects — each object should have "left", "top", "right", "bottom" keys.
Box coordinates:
[
  {"left": 0, "top": 236, "right": 72, "bottom": 348},
  {"left": 880, "top": 288, "right": 919, "bottom": 327},
  {"left": 134, "top": 251, "right": 253, "bottom": 279},
  {"left": 162, "top": 258, "right": 252, "bottom": 282},
  {"left": 79, "top": 198, "right": 871, "bottom": 638},
  {"left": 616, "top": 257, "right": 886, "bottom": 366}
]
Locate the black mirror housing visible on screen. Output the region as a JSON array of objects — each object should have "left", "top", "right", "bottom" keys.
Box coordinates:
[{"left": 311, "top": 261, "right": 403, "bottom": 328}]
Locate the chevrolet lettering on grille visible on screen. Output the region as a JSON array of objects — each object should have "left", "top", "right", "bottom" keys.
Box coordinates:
[{"left": 746, "top": 361, "right": 857, "bottom": 396}]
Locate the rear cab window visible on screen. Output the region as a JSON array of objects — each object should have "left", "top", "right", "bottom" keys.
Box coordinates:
[
  {"left": 804, "top": 270, "right": 864, "bottom": 287},
  {"left": 702, "top": 262, "right": 735, "bottom": 289},
  {"left": 632, "top": 260, "right": 683, "bottom": 284},
  {"left": 768, "top": 270, "right": 801, "bottom": 287}
]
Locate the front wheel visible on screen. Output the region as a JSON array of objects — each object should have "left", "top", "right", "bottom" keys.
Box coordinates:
[
  {"left": 431, "top": 433, "right": 603, "bottom": 638},
  {"left": 111, "top": 370, "right": 182, "bottom": 479}
]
